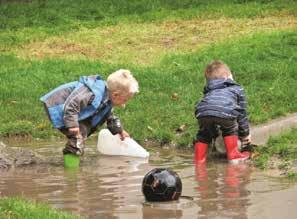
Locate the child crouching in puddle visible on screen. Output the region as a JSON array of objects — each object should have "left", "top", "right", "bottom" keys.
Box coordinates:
[
  {"left": 40, "top": 69, "right": 139, "bottom": 157},
  {"left": 194, "top": 61, "right": 251, "bottom": 164}
]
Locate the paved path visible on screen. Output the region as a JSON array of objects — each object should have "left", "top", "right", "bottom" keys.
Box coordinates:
[
  {"left": 214, "top": 113, "right": 297, "bottom": 153},
  {"left": 251, "top": 112, "right": 297, "bottom": 145}
]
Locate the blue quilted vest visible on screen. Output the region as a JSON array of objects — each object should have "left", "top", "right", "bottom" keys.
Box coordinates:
[{"left": 40, "top": 76, "right": 112, "bottom": 129}]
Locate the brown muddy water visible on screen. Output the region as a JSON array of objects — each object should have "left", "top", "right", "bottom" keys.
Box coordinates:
[{"left": 1, "top": 138, "right": 297, "bottom": 219}]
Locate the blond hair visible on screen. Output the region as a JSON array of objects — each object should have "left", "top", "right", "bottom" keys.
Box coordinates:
[
  {"left": 106, "top": 69, "right": 139, "bottom": 95},
  {"left": 204, "top": 60, "right": 232, "bottom": 80}
]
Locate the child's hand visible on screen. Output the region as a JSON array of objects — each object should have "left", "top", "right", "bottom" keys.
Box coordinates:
[
  {"left": 119, "top": 130, "right": 130, "bottom": 141},
  {"left": 68, "top": 127, "right": 80, "bottom": 136},
  {"left": 240, "top": 134, "right": 251, "bottom": 146}
]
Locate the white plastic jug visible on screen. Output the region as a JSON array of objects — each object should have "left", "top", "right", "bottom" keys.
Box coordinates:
[{"left": 97, "top": 129, "right": 150, "bottom": 158}]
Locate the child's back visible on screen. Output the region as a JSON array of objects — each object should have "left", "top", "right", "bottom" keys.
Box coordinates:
[{"left": 194, "top": 61, "right": 251, "bottom": 164}]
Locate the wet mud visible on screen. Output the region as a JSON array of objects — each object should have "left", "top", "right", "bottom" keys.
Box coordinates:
[
  {"left": 0, "top": 146, "right": 296, "bottom": 219},
  {"left": 0, "top": 114, "right": 296, "bottom": 218},
  {"left": 1, "top": 113, "right": 297, "bottom": 169}
]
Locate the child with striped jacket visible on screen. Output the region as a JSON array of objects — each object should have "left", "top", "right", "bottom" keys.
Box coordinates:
[{"left": 194, "top": 61, "right": 251, "bottom": 164}]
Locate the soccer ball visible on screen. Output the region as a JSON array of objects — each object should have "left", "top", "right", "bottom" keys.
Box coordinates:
[{"left": 142, "top": 168, "right": 182, "bottom": 202}]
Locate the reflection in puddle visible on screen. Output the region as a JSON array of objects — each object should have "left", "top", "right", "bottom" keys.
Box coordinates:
[
  {"left": 194, "top": 162, "right": 252, "bottom": 218},
  {"left": 0, "top": 141, "right": 297, "bottom": 218}
]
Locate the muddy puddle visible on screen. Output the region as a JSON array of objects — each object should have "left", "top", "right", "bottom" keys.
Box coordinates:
[{"left": 1, "top": 138, "right": 297, "bottom": 219}]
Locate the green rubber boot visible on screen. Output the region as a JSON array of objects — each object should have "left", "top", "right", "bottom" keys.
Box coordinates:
[{"left": 64, "top": 154, "right": 80, "bottom": 168}]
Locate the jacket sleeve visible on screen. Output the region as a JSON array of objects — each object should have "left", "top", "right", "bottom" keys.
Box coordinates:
[
  {"left": 237, "top": 86, "right": 250, "bottom": 137},
  {"left": 106, "top": 111, "right": 123, "bottom": 135},
  {"left": 63, "top": 86, "right": 94, "bottom": 128}
]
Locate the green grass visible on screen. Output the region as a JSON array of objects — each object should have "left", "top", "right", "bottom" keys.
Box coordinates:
[
  {"left": 6, "top": 15, "right": 297, "bottom": 66},
  {"left": 1, "top": 0, "right": 297, "bottom": 50},
  {"left": 0, "top": 0, "right": 297, "bottom": 146},
  {"left": 257, "top": 128, "right": 297, "bottom": 163},
  {"left": 1, "top": 0, "right": 297, "bottom": 30},
  {"left": 1, "top": 0, "right": 297, "bottom": 66},
  {"left": 1, "top": 30, "right": 297, "bottom": 145},
  {"left": 1, "top": 0, "right": 297, "bottom": 216},
  {"left": 0, "top": 197, "right": 83, "bottom": 219},
  {"left": 253, "top": 128, "right": 297, "bottom": 178}
]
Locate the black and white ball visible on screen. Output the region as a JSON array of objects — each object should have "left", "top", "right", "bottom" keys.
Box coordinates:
[{"left": 142, "top": 168, "right": 182, "bottom": 202}]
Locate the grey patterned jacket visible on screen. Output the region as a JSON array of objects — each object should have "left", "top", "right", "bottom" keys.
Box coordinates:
[{"left": 195, "top": 78, "right": 250, "bottom": 137}]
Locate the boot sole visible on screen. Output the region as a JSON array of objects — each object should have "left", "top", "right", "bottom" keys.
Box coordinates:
[{"left": 228, "top": 157, "right": 249, "bottom": 165}]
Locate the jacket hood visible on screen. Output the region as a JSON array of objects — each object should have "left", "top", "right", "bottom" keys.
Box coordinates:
[
  {"left": 79, "top": 75, "right": 107, "bottom": 109},
  {"left": 204, "top": 78, "right": 238, "bottom": 94},
  {"left": 79, "top": 75, "right": 104, "bottom": 95}
]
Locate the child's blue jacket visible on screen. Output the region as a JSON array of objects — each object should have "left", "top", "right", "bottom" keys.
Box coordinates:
[
  {"left": 195, "top": 78, "right": 250, "bottom": 137},
  {"left": 40, "top": 75, "right": 112, "bottom": 129}
]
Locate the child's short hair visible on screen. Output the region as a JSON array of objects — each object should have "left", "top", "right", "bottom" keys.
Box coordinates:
[
  {"left": 107, "top": 69, "right": 139, "bottom": 95},
  {"left": 205, "top": 60, "right": 232, "bottom": 80}
]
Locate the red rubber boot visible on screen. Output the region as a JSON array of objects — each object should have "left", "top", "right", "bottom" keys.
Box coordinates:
[
  {"left": 194, "top": 142, "right": 208, "bottom": 164},
  {"left": 224, "top": 135, "right": 250, "bottom": 164}
]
